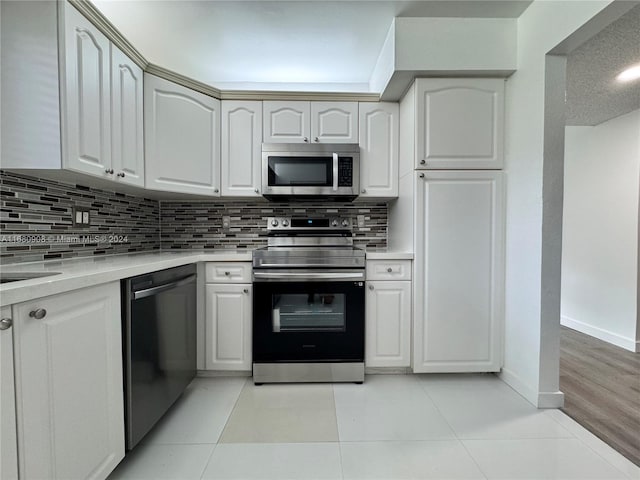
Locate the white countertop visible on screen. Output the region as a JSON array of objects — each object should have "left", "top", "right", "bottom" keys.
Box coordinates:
[
  {"left": 0, "top": 250, "right": 251, "bottom": 306},
  {"left": 0, "top": 248, "right": 413, "bottom": 306}
]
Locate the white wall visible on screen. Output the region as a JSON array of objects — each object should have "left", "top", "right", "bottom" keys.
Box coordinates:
[
  {"left": 561, "top": 109, "right": 640, "bottom": 352},
  {"left": 501, "top": 0, "right": 614, "bottom": 407}
]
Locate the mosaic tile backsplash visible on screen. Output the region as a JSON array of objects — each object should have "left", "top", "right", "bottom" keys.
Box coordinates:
[
  {"left": 159, "top": 201, "right": 388, "bottom": 251},
  {"left": 0, "top": 170, "right": 388, "bottom": 264},
  {"left": 0, "top": 171, "right": 161, "bottom": 263}
]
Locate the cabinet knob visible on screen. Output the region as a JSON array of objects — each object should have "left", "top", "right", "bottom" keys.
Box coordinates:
[
  {"left": 303, "top": 137, "right": 309, "bottom": 143},
  {"left": 0, "top": 318, "right": 12, "bottom": 330},
  {"left": 314, "top": 137, "right": 319, "bottom": 142},
  {"left": 224, "top": 271, "right": 230, "bottom": 276},
  {"left": 254, "top": 188, "right": 260, "bottom": 193},
  {"left": 105, "top": 168, "right": 114, "bottom": 174},
  {"left": 387, "top": 267, "right": 392, "bottom": 273},
  {"left": 369, "top": 285, "right": 374, "bottom": 291},
  {"left": 361, "top": 189, "right": 366, "bottom": 194},
  {"left": 420, "top": 160, "right": 426, "bottom": 165},
  {"left": 214, "top": 188, "right": 219, "bottom": 193},
  {"left": 117, "top": 172, "right": 125, "bottom": 178},
  {"left": 419, "top": 173, "right": 425, "bottom": 179},
  {"left": 29, "top": 308, "right": 47, "bottom": 320},
  {"left": 243, "top": 288, "right": 249, "bottom": 294}
]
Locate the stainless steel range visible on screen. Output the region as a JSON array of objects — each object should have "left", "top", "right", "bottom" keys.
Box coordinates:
[{"left": 252, "top": 217, "right": 365, "bottom": 384}]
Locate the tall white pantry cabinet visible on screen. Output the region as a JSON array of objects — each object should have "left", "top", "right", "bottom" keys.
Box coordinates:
[{"left": 394, "top": 78, "right": 506, "bottom": 373}]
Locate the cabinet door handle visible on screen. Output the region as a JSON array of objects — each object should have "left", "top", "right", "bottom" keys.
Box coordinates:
[
  {"left": 105, "top": 168, "right": 114, "bottom": 174},
  {"left": 361, "top": 189, "right": 366, "bottom": 194},
  {"left": 420, "top": 160, "right": 426, "bottom": 165},
  {"left": 303, "top": 137, "right": 309, "bottom": 143},
  {"left": 419, "top": 173, "right": 425, "bottom": 179},
  {"left": 387, "top": 267, "right": 392, "bottom": 273},
  {"left": 254, "top": 188, "right": 260, "bottom": 193},
  {"left": 0, "top": 318, "right": 12, "bottom": 330},
  {"left": 369, "top": 285, "right": 374, "bottom": 291},
  {"left": 314, "top": 137, "right": 319, "bottom": 142},
  {"left": 224, "top": 271, "right": 230, "bottom": 276},
  {"left": 29, "top": 308, "right": 47, "bottom": 320},
  {"left": 243, "top": 288, "right": 249, "bottom": 294},
  {"left": 214, "top": 188, "right": 219, "bottom": 193},
  {"left": 117, "top": 172, "right": 125, "bottom": 178}
]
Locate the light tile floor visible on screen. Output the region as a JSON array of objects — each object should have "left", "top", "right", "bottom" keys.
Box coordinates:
[{"left": 108, "top": 374, "right": 640, "bottom": 480}]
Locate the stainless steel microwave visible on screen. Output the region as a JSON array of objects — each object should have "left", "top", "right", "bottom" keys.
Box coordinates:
[{"left": 261, "top": 143, "right": 360, "bottom": 201}]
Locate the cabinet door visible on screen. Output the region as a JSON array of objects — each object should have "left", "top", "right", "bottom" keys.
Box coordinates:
[
  {"left": 415, "top": 79, "right": 504, "bottom": 169},
  {"left": 205, "top": 284, "right": 252, "bottom": 371},
  {"left": 365, "top": 281, "right": 411, "bottom": 368},
  {"left": 13, "top": 283, "right": 124, "bottom": 480},
  {"left": 413, "top": 171, "right": 504, "bottom": 372},
  {"left": 263, "top": 101, "right": 310, "bottom": 143},
  {"left": 145, "top": 74, "right": 221, "bottom": 195},
  {"left": 311, "top": 102, "right": 358, "bottom": 143},
  {"left": 221, "top": 101, "right": 263, "bottom": 197},
  {"left": 111, "top": 44, "right": 144, "bottom": 186},
  {"left": 61, "top": 2, "right": 112, "bottom": 178},
  {"left": 0, "top": 306, "right": 18, "bottom": 480},
  {"left": 359, "top": 102, "right": 398, "bottom": 197}
]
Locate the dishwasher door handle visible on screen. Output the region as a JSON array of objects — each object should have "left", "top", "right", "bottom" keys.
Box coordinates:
[{"left": 133, "top": 274, "right": 197, "bottom": 300}]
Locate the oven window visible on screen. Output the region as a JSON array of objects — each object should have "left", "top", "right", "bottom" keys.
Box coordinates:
[
  {"left": 268, "top": 157, "right": 332, "bottom": 186},
  {"left": 272, "top": 293, "right": 346, "bottom": 332}
]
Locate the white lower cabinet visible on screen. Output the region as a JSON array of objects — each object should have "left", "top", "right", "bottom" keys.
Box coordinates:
[
  {"left": 413, "top": 171, "right": 504, "bottom": 372},
  {"left": 365, "top": 281, "right": 411, "bottom": 367},
  {"left": 204, "top": 262, "right": 252, "bottom": 371},
  {"left": 205, "top": 284, "right": 252, "bottom": 371},
  {"left": 0, "top": 306, "right": 18, "bottom": 480},
  {"left": 12, "top": 283, "right": 124, "bottom": 480},
  {"left": 365, "top": 259, "right": 412, "bottom": 368}
]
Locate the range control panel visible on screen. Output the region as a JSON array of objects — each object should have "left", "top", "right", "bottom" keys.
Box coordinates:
[{"left": 267, "top": 217, "right": 351, "bottom": 230}]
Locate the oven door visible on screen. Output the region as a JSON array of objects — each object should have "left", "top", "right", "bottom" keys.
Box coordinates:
[{"left": 252, "top": 271, "right": 365, "bottom": 363}]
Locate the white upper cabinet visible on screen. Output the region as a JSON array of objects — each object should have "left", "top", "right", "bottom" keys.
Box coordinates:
[
  {"left": 221, "top": 101, "right": 263, "bottom": 197},
  {"left": 415, "top": 78, "right": 504, "bottom": 169},
  {"left": 311, "top": 102, "right": 358, "bottom": 143},
  {"left": 145, "top": 74, "right": 221, "bottom": 196},
  {"left": 413, "top": 170, "right": 504, "bottom": 372},
  {"left": 0, "top": 306, "right": 18, "bottom": 480},
  {"left": 2, "top": 2, "right": 144, "bottom": 187},
  {"left": 358, "top": 102, "right": 399, "bottom": 197},
  {"left": 264, "top": 101, "right": 358, "bottom": 143},
  {"left": 263, "top": 101, "right": 311, "bottom": 143},
  {"left": 61, "top": 2, "right": 112, "bottom": 178},
  {"left": 110, "top": 44, "right": 144, "bottom": 186}
]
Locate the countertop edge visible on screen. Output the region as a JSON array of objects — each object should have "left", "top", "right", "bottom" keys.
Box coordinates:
[{"left": 0, "top": 252, "right": 252, "bottom": 306}]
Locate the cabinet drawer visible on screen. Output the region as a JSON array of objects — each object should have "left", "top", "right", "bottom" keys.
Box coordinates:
[
  {"left": 205, "top": 262, "right": 252, "bottom": 283},
  {"left": 366, "top": 260, "right": 411, "bottom": 281}
]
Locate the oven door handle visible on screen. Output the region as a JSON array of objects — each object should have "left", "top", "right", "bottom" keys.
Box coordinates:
[
  {"left": 333, "top": 153, "right": 339, "bottom": 192},
  {"left": 253, "top": 271, "right": 364, "bottom": 281}
]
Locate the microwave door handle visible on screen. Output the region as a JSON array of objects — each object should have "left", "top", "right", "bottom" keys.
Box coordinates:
[{"left": 332, "top": 153, "right": 339, "bottom": 191}]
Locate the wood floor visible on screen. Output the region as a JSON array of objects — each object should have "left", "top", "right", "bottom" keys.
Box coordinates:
[{"left": 560, "top": 326, "right": 640, "bottom": 466}]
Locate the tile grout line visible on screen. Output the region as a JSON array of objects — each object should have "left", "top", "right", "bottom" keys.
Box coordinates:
[
  {"left": 332, "top": 383, "right": 346, "bottom": 480},
  {"left": 543, "top": 410, "right": 640, "bottom": 479},
  {"left": 414, "top": 376, "right": 490, "bottom": 480},
  {"left": 214, "top": 377, "right": 249, "bottom": 445}
]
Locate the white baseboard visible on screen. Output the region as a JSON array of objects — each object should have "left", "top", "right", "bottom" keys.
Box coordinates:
[
  {"left": 561, "top": 315, "right": 638, "bottom": 352},
  {"left": 537, "top": 391, "right": 565, "bottom": 408},
  {"left": 498, "top": 368, "right": 539, "bottom": 407}
]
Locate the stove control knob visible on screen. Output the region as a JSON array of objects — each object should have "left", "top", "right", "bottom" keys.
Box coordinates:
[
  {"left": 331, "top": 219, "right": 339, "bottom": 227},
  {"left": 341, "top": 219, "right": 350, "bottom": 228},
  {"left": 271, "top": 219, "right": 279, "bottom": 227},
  {"left": 282, "top": 219, "right": 289, "bottom": 227}
]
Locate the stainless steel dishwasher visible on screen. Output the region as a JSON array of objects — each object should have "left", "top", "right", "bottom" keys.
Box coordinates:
[{"left": 122, "top": 264, "right": 197, "bottom": 450}]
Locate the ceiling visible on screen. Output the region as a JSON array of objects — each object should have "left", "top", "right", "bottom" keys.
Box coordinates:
[
  {"left": 92, "top": 0, "right": 532, "bottom": 93},
  {"left": 566, "top": 4, "right": 640, "bottom": 126}
]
